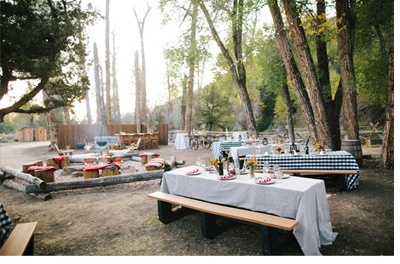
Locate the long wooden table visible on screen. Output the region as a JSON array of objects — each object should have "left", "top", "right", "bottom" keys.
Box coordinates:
[{"left": 160, "top": 166, "right": 337, "bottom": 256}]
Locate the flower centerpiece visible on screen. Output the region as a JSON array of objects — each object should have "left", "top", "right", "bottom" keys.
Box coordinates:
[
  {"left": 315, "top": 142, "right": 325, "bottom": 154},
  {"left": 211, "top": 157, "right": 226, "bottom": 175},
  {"left": 275, "top": 146, "right": 282, "bottom": 155},
  {"left": 245, "top": 156, "right": 259, "bottom": 178}
]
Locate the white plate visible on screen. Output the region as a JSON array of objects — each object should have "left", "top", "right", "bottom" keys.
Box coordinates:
[
  {"left": 218, "top": 174, "right": 236, "bottom": 180},
  {"left": 240, "top": 169, "right": 249, "bottom": 174},
  {"left": 205, "top": 166, "right": 214, "bottom": 171},
  {"left": 255, "top": 178, "right": 275, "bottom": 185},
  {"left": 282, "top": 174, "right": 290, "bottom": 179}
]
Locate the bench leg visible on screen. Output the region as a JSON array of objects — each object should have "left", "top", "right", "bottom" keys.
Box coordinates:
[
  {"left": 23, "top": 236, "right": 35, "bottom": 256},
  {"left": 261, "top": 226, "right": 291, "bottom": 255},
  {"left": 337, "top": 174, "right": 346, "bottom": 192},
  {"left": 157, "top": 201, "right": 193, "bottom": 224},
  {"left": 200, "top": 212, "right": 234, "bottom": 239}
]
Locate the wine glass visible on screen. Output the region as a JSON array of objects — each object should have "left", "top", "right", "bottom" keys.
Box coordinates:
[{"left": 196, "top": 157, "right": 201, "bottom": 167}]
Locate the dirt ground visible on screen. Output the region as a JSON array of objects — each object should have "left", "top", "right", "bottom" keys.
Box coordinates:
[{"left": 0, "top": 141, "right": 395, "bottom": 258}]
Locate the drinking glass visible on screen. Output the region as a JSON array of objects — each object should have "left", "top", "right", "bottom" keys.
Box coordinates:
[
  {"left": 200, "top": 159, "right": 206, "bottom": 174},
  {"left": 196, "top": 157, "right": 201, "bottom": 167},
  {"left": 263, "top": 161, "right": 269, "bottom": 176},
  {"left": 273, "top": 164, "right": 281, "bottom": 180}
]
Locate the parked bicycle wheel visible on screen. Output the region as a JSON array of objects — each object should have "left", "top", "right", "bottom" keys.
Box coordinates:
[
  {"left": 202, "top": 137, "right": 212, "bottom": 149},
  {"left": 189, "top": 138, "right": 199, "bottom": 150}
]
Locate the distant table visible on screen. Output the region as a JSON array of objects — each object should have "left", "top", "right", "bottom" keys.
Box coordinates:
[
  {"left": 174, "top": 133, "right": 190, "bottom": 150},
  {"left": 211, "top": 141, "right": 245, "bottom": 158},
  {"left": 230, "top": 143, "right": 301, "bottom": 162},
  {"left": 244, "top": 150, "right": 360, "bottom": 190},
  {"left": 232, "top": 131, "right": 247, "bottom": 141}
]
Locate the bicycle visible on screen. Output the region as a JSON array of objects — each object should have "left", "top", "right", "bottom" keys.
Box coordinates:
[
  {"left": 189, "top": 136, "right": 199, "bottom": 150},
  {"left": 189, "top": 134, "right": 213, "bottom": 150}
]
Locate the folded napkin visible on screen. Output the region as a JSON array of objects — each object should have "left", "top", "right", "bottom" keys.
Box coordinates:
[
  {"left": 256, "top": 176, "right": 272, "bottom": 184},
  {"left": 239, "top": 168, "right": 248, "bottom": 174},
  {"left": 28, "top": 166, "right": 57, "bottom": 172},
  {"left": 219, "top": 173, "right": 235, "bottom": 179},
  {"left": 186, "top": 168, "right": 200, "bottom": 175}
]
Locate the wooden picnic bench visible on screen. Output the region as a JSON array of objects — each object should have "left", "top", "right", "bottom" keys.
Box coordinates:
[
  {"left": 0, "top": 222, "right": 38, "bottom": 256},
  {"left": 148, "top": 191, "right": 299, "bottom": 255}
]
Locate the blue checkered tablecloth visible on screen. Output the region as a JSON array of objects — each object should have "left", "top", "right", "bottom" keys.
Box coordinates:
[
  {"left": 0, "top": 203, "right": 12, "bottom": 248},
  {"left": 244, "top": 151, "right": 360, "bottom": 189},
  {"left": 211, "top": 140, "right": 264, "bottom": 158}
]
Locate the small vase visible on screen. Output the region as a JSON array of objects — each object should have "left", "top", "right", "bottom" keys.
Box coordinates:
[
  {"left": 214, "top": 166, "right": 218, "bottom": 174},
  {"left": 250, "top": 166, "right": 255, "bottom": 178}
]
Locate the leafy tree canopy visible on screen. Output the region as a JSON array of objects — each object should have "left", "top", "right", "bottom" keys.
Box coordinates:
[{"left": 0, "top": 0, "right": 100, "bottom": 122}]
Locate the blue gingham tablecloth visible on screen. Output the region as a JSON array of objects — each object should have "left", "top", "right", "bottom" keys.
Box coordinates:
[
  {"left": 212, "top": 140, "right": 263, "bottom": 158},
  {"left": 0, "top": 203, "right": 12, "bottom": 248},
  {"left": 244, "top": 151, "right": 360, "bottom": 190}
]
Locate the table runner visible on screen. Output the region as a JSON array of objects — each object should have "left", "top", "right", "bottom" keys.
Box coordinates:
[
  {"left": 244, "top": 151, "right": 360, "bottom": 189},
  {"left": 160, "top": 166, "right": 337, "bottom": 255}
]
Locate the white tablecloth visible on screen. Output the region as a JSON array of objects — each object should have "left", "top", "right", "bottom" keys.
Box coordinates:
[
  {"left": 229, "top": 143, "right": 302, "bottom": 162},
  {"left": 160, "top": 166, "right": 337, "bottom": 256},
  {"left": 174, "top": 133, "right": 190, "bottom": 150},
  {"left": 232, "top": 131, "right": 247, "bottom": 141}
]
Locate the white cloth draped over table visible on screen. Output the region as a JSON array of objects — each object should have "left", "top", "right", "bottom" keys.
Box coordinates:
[
  {"left": 174, "top": 133, "right": 190, "bottom": 150},
  {"left": 229, "top": 143, "right": 302, "bottom": 162},
  {"left": 232, "top": 131, "right": 247, "bottom": 141},
  {"left": 160, "top": 166, "right": 337, "bottom": 256}
]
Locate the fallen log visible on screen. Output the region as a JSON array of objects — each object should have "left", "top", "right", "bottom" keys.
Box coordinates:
[
  {"left": 2, "top": 179, "right": 26, "bottom": 192},
  {"left": 25, "top": 170, "right": 164, "bottom": 193},
  {"left": 2, "top": 179, "right": 52, "bottom": 200},
  {"left": 30, "top": 193, "right": 52, "bottom": 201},
  {"left": 69, "top": 151, "right": 139, "bottom": 164},
  {"left": 1, "top": 166, "right": 46, "bottom": 188}
]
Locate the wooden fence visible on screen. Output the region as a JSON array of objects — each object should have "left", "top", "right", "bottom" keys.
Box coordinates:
[{"left": 57, "top": 124, "right": 168, "bottom": 149}]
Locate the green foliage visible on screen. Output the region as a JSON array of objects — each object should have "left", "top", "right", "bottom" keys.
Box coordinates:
[
  {"left": 192, "top": 82, "right": 235, "bottom": 131},
  {"left": 0, "top": 0, "right": 100, "bottom": 121},
  {"left": 352, "top": 0, "right": 391, "bottom": 106}
]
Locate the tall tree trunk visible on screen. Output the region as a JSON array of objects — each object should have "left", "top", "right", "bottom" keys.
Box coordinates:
[
  {"left": 105, "top": 0, "right": 111, "bottom": 124},
  {"left": 268, "top": 0, "right": 317, "bottom": 144},
  {"left": 134, "top": 50, "right": 141, "bottom": 133},
  {"left": 134, "top": 4, "right": 151, "bottom": 125},
  {"left": 316, "top": 0, "right": 342, "bottom": 150},
  {"left": 93, "top": 43, "right": 102, "bottom": 124},
  {"left": 180, "top": 75, "right": 188, "bottom": 131},
  {"left": 85, "top": 89, "right": 92, "bottom": 125},
  {"left": 83, "top": 64, "right": 92, "bottom": 125},
  {"left": 282, "top": 0, "right": 333, "bottom": 148},
  {"left": 184, "top": 1, "right": 198, "bottom": 134},
  {"left": 63, "top": 107, "right": 71, "bottom": 124},
  {"left": 112, "top": 31, "right": 121, "bottom": 124},
  {"left": 280, "top": 80, "right": 295, "bottom": 143},
  {"left": 381, "top": 1, "right": 394, "bottom": 169},
  {"left": 336, "top": 0, "right": 360, "bottom": 141},
  {"left": 199, "top": 0, "right": 257, "bottom": 137}
]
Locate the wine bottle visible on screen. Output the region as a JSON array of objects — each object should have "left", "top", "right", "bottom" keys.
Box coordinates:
[{"left": 305, "top": 138, "right": 310, "bottom": 154}]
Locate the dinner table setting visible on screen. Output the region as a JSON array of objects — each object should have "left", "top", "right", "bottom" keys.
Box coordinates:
[{"left": 160, "top": 163, "right": 338, "bottom": 255}]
